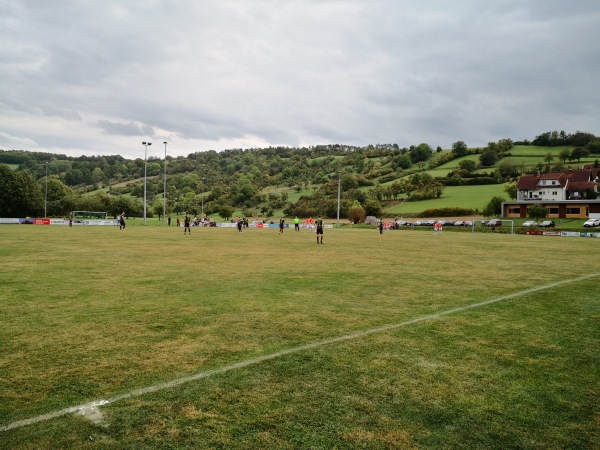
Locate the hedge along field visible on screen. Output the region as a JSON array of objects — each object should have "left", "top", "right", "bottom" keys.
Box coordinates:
[{"left": 0, "top": 225, "right": 599, "bottom": 449}]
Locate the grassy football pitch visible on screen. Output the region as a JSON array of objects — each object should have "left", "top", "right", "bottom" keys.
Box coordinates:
[{"left": 0, "top": 225, "right": 598, "bottom": 449}]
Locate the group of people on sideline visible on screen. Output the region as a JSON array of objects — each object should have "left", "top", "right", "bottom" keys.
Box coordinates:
[{"left": 167, "top": 214, "right": 216, "bottom": 228}]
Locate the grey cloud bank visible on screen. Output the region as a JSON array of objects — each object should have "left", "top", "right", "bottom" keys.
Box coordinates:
[{"left": 1, "top": 0, "right": 599, "bottom": 160}]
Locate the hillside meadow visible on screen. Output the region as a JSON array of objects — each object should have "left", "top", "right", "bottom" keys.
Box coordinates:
[
  {"left": 1, "top": 224, "right": 598, "bottom": 449},
  {"left": 385, "top": 185, "right": 507, "bottom": 215}
]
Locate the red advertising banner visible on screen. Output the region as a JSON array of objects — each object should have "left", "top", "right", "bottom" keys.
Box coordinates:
[{"left": 19, "top": 218, "right": 50, "bottom": 225}]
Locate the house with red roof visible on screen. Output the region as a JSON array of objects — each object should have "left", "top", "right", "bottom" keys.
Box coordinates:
[{"left": 502, "top": 165, "right": 600, "bottom": 219}]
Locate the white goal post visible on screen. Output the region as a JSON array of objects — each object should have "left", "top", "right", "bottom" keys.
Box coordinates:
[{"left": 471, "top": 220, "right": 514, "bottom": 234}]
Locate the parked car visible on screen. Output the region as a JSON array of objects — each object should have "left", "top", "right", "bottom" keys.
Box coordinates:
[
  {"left": 453, "top": 220, "right": 465, "bottom": 227},
  {"left": 414, "top": 220, "right": 425, "bottom": 226},
  {"left": 583, "top": 219, "right": 600, "bottom": 227},
  {"left": 464, "top": 221, "right": 474, "bottom": 227},
  {"left": 540, "top": 220, "right": 555, "bottom": 228},
  {"left": 487, "top": 219, "right": 502, "bottom": 227},
  {"left": 424, "top": 220, "right": 436, "bottom": 226},
  {"left": 522, "top": 221, "right": 538, "bottom": 227}
]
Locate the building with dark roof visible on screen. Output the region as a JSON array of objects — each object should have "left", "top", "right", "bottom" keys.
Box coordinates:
[{"left": 502, "top": 165, "right": 600, "bottom": 219}]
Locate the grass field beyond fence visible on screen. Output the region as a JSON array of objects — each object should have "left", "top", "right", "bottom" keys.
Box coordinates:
[{"left": 0, "top": 225, "right": 599, "bottom": 449}]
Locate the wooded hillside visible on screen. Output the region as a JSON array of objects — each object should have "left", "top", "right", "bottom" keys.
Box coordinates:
[{"left": 1, "top": 130, "right": 599, "bottom": 220}]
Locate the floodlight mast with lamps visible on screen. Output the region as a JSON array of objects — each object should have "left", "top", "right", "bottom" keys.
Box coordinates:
[{"left": 142, "top": 141, "right": 152, "bottom": 225}]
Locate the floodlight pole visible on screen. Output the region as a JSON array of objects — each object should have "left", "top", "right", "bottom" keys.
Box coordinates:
[
  {"left": 163, "top": 141, "right": 167, "bottom": 222},
  {"left": 142, "top": 141, "right": 152, "bottom": 225},
  {"left": 202, "top": 177, "right": 205, "bottom": 216},
  {"left": 44, "top": 161, "right": 48, "bottom": 218},
  {"left": 336, "top": 172, "right": 341, "bottom": 227}
]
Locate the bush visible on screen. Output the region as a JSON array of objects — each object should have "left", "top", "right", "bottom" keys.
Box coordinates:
[{"left": 347, "top": 206, "right": 366, "bottom": 224}]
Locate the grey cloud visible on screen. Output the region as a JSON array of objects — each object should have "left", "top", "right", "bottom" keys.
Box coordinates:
[
  {"left": 96, "top": 120, "right": 154, "bottom": 137},
  {"left": 0, "top": 0, "right": 598, "bottom": 159}
]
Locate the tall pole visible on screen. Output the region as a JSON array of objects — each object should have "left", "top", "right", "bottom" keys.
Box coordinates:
[
  {"left": 336, "top": 172, "right": 341, "bottom": 228},
  {"left": 163, "top": 141, "right": 167, "bottom": 221},
  {"left": 44, "top": 161, "right": 48, "bottom": 218},
  {"left": 142, "top": 141, "right": 152, "bottom": 225},
  {"left": 202, "top": 177, "right": 205, "bottom": 216}
]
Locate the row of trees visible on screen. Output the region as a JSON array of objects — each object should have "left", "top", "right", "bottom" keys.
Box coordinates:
[
  {"left": 529, "top": 130, "right": 599, "bottom": 148},
  {"left": 0, "top": 165, "right": 143, "bottom": 218}
]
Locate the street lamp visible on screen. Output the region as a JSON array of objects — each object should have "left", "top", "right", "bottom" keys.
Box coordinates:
[
  {"left": 142, "top": 141, "right": 152, "bottom": 225},
  {"left": 44, "top": 161, "right": 48, "bottom": 218},
  {"left": 163, "top": 141, "right": 167, "bottom": 222},
  {"left": 336, "top": 172, "right": 341, "bottom": 227},
  {"left": 202, "top": 177, "right": 205, "bottom": 217}
]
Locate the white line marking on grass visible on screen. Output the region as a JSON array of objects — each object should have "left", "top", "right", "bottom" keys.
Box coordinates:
[{"left": 2, "top": 273, "right": 598, "bottom": 433}]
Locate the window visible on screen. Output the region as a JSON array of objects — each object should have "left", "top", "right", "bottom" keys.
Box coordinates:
[
  {"left": 548, "top": 208, "right": 559, "bottom": 214},
  {"left": 552, "top": 191, "right": 557, "bottom": 196},
  {"left": 567, "top": 207, "right": 581, "bottom": 215},
  {"left": 508, "top": 207, "right": 520, "bottom": 214}
]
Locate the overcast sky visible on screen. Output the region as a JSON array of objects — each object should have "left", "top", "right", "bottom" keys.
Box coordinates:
[{"left": 1, "top": 0, "right": 599, "bottom": 160}]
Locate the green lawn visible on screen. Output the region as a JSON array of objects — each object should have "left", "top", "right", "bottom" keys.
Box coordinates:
[
  {"left": 385, "top": 184, "right": 506, "bottom": 215},
  {"left": 1, "top": 225, "right": 598, "bottom": 449}
]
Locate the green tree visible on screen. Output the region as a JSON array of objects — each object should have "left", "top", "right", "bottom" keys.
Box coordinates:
[
  {"left": 458, "top": 159, "right": 477, "bottom": 173},
  {"left": 347, "top": 205, "right": 366, "bottom": 224},
  {"left": 497, "top": 138, "right": 514, "bottom": 153},
  {"left": 392, "top": 154, "right": 411, "bottom": 170},
  {"left": 479, "top": 148, "right": 498, "bottom": 167},
  {"left": 40, "top": 178, "right": 77, "bottom": 216},
  {"left": 0, "top": 166, "right": 44, "bottom": 216},
  {"left": 503, "top": 183, "right": 517, "bottom": 200},
  {"left": 180, "top": 192, "right": 199, "bottom": 215},
  {"left": 496, "top": 161, "right": 519, "bottom": 180},
  {"left": 91, "top": 167, "right": 104, "bottom": 184},
  {"left": 587, "top": 139, "right": 600, "bottom": 154},
  {"left": 483, "top": 196, "right": 505, "bottom": 217},
  {"left": 218, "top": 205, "right": 235, "bottom": 220},
  {"left": 410, "top": 143, "right": 433, "bottom": 163},
  {"left": 570, "top": 147, "right": 589, "bottom": 162},
  {"left": 452, "top": 141, "right": 468, "bottom": 157},
  {"left": 544, "top": 152, "right": 554, "bottom": 164},
  {"left": 528, "top": 204, "right": 548, "bottom": 221},
  {"left": 558, "top": 148, "right": 571, "bottom": 163},
  {"left": 146, "top": 162, "right": 162, "bottom": 177},
  {"left": 64, "top": 168, "right": 84, "bottom": 185},
  {"left": 152, "top": 200, "right": 165, "bottom": 221},
  {"left": 364, "top": 199, "right": 382, "bottom": 217},
  {"left": 340, "top": 174, "right": 359, "bottom": 191}
]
